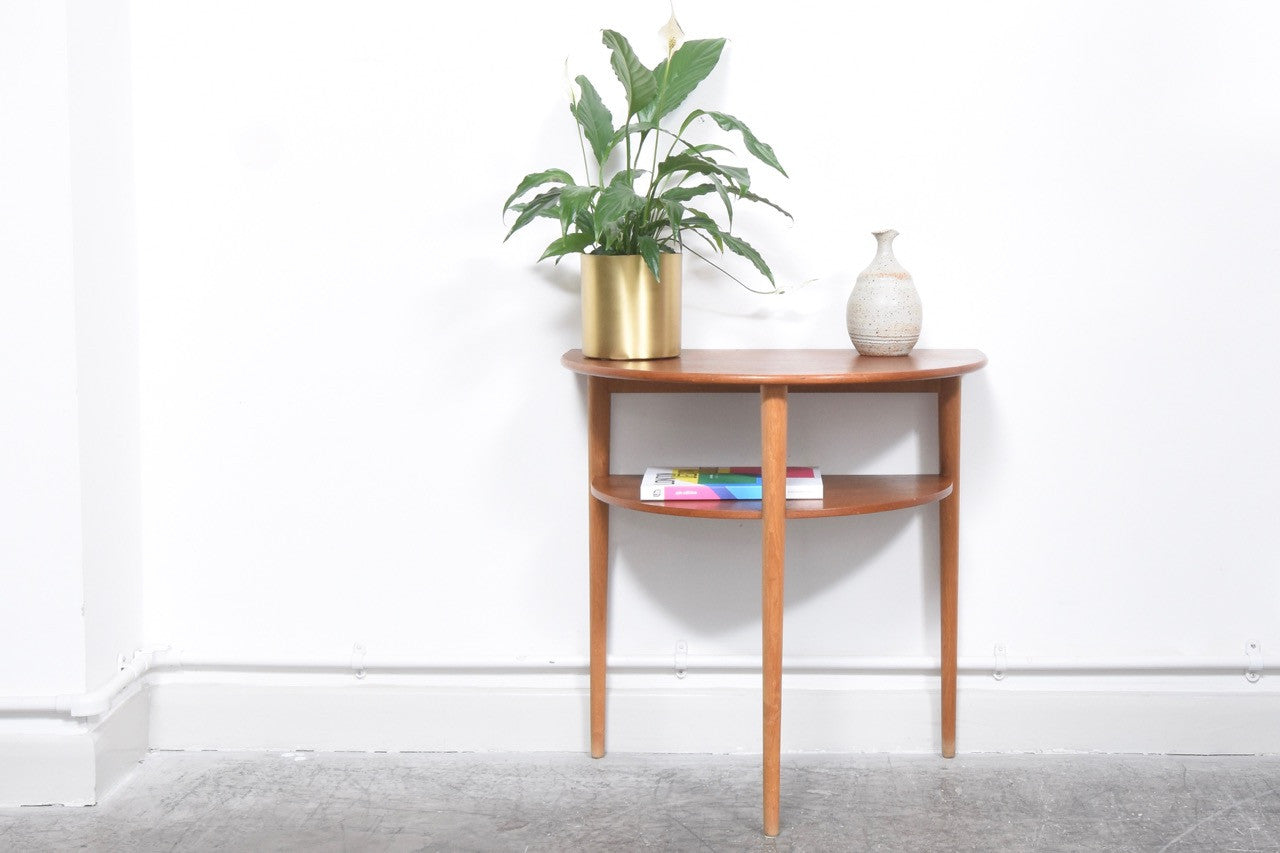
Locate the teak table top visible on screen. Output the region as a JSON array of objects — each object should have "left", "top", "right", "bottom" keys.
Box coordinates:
[{"left": 561, "top": 348, "right": 987, "bottom": 385}]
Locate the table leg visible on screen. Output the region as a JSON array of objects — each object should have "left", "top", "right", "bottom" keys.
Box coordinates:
[
  {"left": 588, "top": 377, "right": 611, "bottom": 759},
  {"left": 761, "top": 385, "right": 788, "bottom": 836},
  {"left": 938, "top": 377, "right": 961, "bottom": 758}
]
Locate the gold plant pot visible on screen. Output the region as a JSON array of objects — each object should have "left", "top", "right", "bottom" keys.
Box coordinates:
[{"left": 579, "top": 253, "right": 681, "bottom": 360}]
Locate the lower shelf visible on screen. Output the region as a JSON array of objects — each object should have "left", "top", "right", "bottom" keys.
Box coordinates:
[{"left": 590, "top": 474, "right": 953, "bottom": 519}]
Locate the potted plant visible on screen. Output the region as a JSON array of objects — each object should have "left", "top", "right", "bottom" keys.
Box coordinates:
[{"left": 502, "top": 16, "right": 790, "bottom": 359}]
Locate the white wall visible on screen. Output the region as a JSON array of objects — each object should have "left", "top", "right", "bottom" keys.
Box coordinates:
[
  {"left": 130, "top": 0, "right": 1280, "bottom": 683},
  {"left": 2, "top": 0, "right": 1274, "bottom": 761},
  {"left": 0, "top": 0, "right": 88, "bottom": 697},
  {"left": 0, "top": 1, "right": 143, "bottom": 805},
  {"left": 68, "top": 0, "right": 144, "bottom": 691}
]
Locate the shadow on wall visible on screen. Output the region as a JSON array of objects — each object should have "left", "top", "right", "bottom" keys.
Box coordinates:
[
  {"left": 613, "top": 509, "right": 917, "bottom": 636},
  {"left": 530, "top": 257, "right": 581, "bottom": 299},
  {"left": 600, "top": 390, "right": 942, "bottom": 636}
]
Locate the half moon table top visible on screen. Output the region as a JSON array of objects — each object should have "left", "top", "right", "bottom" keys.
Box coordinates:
[{"left": 562, "top": 348, "right": 987, "bottom": 386}]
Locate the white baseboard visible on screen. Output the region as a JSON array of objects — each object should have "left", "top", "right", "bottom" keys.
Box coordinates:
[
  {"left": 7, "top": 679, "right": 1274, "bottom": 806},
  {"left": 149, "top": 680, "right": 1280, "bottom": 755},
  {"left": 92, "top": 684, "right": 150, "bottom": 800},
  {"left": 0, "top": 687, "right": 149, "bottom": 807},
  {"left": 0, "top": 686, "right": 149, "bottom": 804},
  {"left": 0, "top": 732, "right": 95, "bottom": 807}
]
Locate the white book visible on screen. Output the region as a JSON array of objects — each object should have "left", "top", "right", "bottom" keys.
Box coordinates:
[{"left": 639, "top": 466, "right": 823, "bottom": 501}]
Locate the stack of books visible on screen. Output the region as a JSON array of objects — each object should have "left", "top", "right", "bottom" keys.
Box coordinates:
[{"left": 640, "top": 467, "right": 823, "bottom": 501}]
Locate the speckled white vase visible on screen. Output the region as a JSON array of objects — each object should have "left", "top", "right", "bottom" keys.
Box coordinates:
[{"left": 846, "top": 229, "right": 922, "bottom": 356}]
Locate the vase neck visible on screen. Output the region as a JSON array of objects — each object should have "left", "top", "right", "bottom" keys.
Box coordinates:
[{"left": 873, "top": 229, "right": 899, "bottom": 262}]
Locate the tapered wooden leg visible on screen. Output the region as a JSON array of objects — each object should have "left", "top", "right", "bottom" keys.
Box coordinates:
[
  {"left": 588, "top": 377, "right": 611, "bottom": 759},
  {"left": 938, "top": 377, "right": 961, "bottom": 759},
  {"left": 761, "top": 385, "right": 788, "bottom": 836}
]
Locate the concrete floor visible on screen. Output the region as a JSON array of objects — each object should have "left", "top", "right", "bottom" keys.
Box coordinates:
[{"left": 1, "top": 752, "right": 1278, "bottom": 852}]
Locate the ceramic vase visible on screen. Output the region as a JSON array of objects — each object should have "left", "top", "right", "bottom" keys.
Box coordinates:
[{"left": 846, "top": 229, "right": 922, "bottom": 356}]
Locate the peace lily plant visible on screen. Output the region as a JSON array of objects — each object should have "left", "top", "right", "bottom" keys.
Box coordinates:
[{"left": 502, "top": 15, "right": 790, "bottom": 291}]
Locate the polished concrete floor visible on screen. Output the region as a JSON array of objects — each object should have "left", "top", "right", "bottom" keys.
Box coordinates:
[{"left": 1, "top": 751, "right": 1278, "bottom": 851}]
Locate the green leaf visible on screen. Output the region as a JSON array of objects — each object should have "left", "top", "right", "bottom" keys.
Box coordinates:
[
  {"left": 609, "top": 168, "right": 646, "bottom": 187},
  {"left": 655, "top": 151, "right": 726, "bottom": 183},
  {"left": 609, "top": 122, "right": 712, "bottom": 155},
  {"left": 571, "top": 76, "right": 615, "bottom": 169},
  {"left": 573, "top": 210, "right": 595, "bottom": 241},
  {"left": 639, "top": 206, "right": 668, "bottom": 235},
  {"left": 539, "top": 232, "right": 595, "bottom": 263},
  {"left": 722, "top": 233, "right": 775, "bottom": 285},
  {"left": 682, "top": 209, "right": 724, "bottom": 251},
  {"left": 660, "top": 184, "right": 716, "bottom": 202},
  {"left": 559, "top": 184, "right": 599, "bottom": 236},
  {"left": 503, "top": 169, "right": 573, "bottom": 213},
  {"left": 508, "top": 196, "right": 562, "bottom": 220},
  {"left": 711, "top": 176, "right": 733, "bottom": 227},
  {"left": 655, "top": 152, "right": 751, "bottom": 191},
  {"left": 727, "top": 186, "right": 793, "bottom": 220},
  {"left": 642, "top": 38, "right": 725, "bottom": 123},
  {"left": 715, "top": 161, "right": 751, "bottom": 188},
  {"left": 662, "top": 199, "right": 684, "bottom": 236},
  {"left": 508, "top": 202, "right": 559, "bottom": 220},
  {"left": 609, "top": 121, "right": 653, "bottom": 148},
  {"left": 683, "top": 143, "right": 733, "bottom": 157},
  {"left": 592, "top": 181, "right": 643, "bottom": 242},
  {"left": 504, "top": 188, "right": 562, "bottom": 241},
  {"left": 601, "top": 30, "right": 657, "bottom": 117},
  {"left": 637, "top": 236, "right": 662, "bottom": 282},
  {"left": 680, "top": 109, "right": 787, "bottom": 177},
  {"left": 679, "top": 224, "right": 722, "bottom": 254}
]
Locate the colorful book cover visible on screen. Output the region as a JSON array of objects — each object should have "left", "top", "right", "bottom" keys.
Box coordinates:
[{"left": 639, "top": 467, "right": 823, "bottom": 501}]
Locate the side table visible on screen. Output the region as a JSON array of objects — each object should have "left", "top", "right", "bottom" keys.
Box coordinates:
[{"left": 562, "top": 348, "right": 987, "bottom": 836}]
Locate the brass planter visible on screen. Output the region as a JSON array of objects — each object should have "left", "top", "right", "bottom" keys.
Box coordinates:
[{"left": 579, "top": 253, "right": 681, "bottom": 360}]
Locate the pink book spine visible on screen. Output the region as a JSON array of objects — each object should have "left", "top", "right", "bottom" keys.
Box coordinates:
[{"left": 659, "top": 485, "right": 720, "bottom": 500}]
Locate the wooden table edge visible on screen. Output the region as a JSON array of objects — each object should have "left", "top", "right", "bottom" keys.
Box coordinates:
[{"left": 561, "top": 348, "right": 988, "bottom": 385}]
